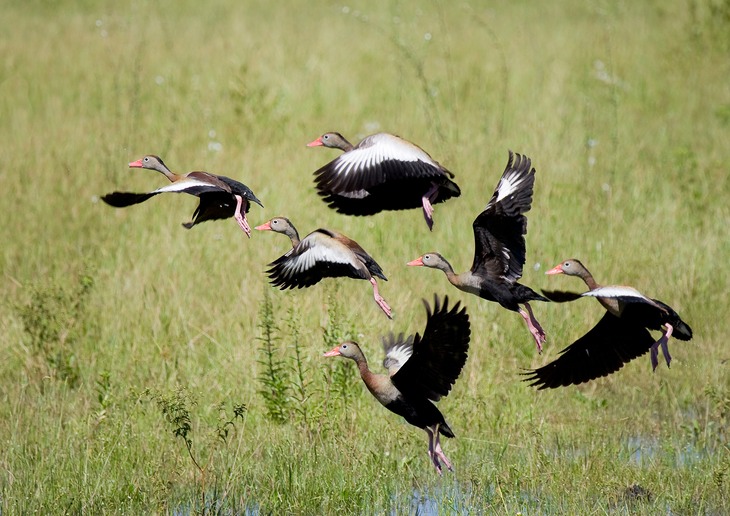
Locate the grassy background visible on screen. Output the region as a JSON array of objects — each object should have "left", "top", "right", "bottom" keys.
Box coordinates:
[{"left": 1, "top": 0, "right": 729, "bottom": 512}]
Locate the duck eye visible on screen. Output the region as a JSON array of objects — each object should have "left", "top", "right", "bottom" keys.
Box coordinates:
[{"left": 341, "top": 344, "right": 348, "bottom": 349}]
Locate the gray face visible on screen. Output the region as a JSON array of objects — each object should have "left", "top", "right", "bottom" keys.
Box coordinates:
[
  {"left": 560, "top": 259, "right": 583, "bottom": 275},
  {"left": 268, "top": 217, "right": 290, "bottom": 234},
  {"left": 420, "top": 253, "right": 444, "bottom": 268}
]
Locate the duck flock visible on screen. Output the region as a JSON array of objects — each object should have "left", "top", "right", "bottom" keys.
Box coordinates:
[{"left": 102, "top": 132, "right": 693, "bottom": 474}]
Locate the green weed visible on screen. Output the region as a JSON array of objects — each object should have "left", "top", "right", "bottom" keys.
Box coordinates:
[
  {"left": 16, "top": 271, "right": 93, "bottom": 388},
  {"left": 255, "top": 288, "right": 290, "bottom": 424}
]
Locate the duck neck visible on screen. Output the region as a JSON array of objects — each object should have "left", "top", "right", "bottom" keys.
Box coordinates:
[
  {"left": 575, "top": 265, "right": 620, "bottom": 314},
  {"left": 336, "top": 136, "right": 354, "bottom": 152},
  {"left": 284, "top": 225, "right": 300, "bottom": 247},
  {"left": 155, "top": 161, "right": 180, "bottom": 182},
  {"left": 353, "top": 355, "right": 374, "bottom": 384},
  {"left": 435, "top": 258, "right": 459, "bottom": 284},
  {"left": 576, "top": 267, "right": 600, "bottom": 290}
]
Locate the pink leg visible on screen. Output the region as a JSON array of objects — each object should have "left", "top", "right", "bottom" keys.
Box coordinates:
[
  {"left": 421, "top": 183, "right": 439, "bottom": 231},
  {"left": 425, "top": 427, "right": 443, "bottom": 475},
  {"left": 650, "top": 323, "right": 674, "bottom": 371},
  {"left": 233, "top": 194, "right": 251, "bottom": 238},
  {"left": 370, "top": 278, "right": 392, "bottom": 319},
  {"left": 433, "top": 429, "right": 453, "bottom": 472},
  {"left": 519, "top": 302, "right": 546, "bottom": 353}
]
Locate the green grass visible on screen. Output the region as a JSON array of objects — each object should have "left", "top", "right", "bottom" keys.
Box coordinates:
[{"left": 1, "top": 0, "right": 729, "bottom": 512}]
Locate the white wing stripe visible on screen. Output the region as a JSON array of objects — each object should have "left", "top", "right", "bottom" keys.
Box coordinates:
[
  {"left": 385, "top": 343, "right": 413, "bottom": 372},
  {"left": 328, "top": 133, "right": 440, "bottom": 177},
  {"left": 154, "top": 179, "right": 215, "bottom": 193},
  {"left": 281, "top": 244, "right": 353, "bottom": 275},
  {"left": 495, "top": 170, "right": 527, "bottom": 202},
  {"left": 583, "top": 286, "right": 651, "bottom": 301}
]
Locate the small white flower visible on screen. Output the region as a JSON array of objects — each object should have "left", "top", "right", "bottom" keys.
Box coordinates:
[
  {"left": 208, "top": 141, "right": 223, "bottom": 152},
  {"left": 341, "top": 6, "right": 350, "bottom": 14},
  {"left": 208, "top": 129, "right": 217, "bottom": 138},
  {"left": 95, "top": 19, "right": 103, "bottom": 27},
  {"left": 155, "top": 76, "right": 164, "bottom": 85},
  {"left": 424, "top": 32, "right": 432, "bottom": 41}
]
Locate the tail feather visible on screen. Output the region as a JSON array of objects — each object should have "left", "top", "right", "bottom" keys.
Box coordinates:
[
  {"left": 651, "top": 298, "right": 693, "bottom": 341},
  {"left": 439, "top": 421, "right": 455, "bottom": 438},
  {"left": 517, "top": 284, "right": 550, "bottom": 303},
  {"left": 673, "top": 318, "right": 693, "bottom": 341}
]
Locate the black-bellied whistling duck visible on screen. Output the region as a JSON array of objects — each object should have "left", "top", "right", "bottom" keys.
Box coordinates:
[
  {"left": 323, "top": 295, "right": 470, "bottom": 474},
  {"left": 307, "top": 132, "right": 460, "bottom": 230},
  {"left": 255, "top": 217, "right": 392, "bottom": 319},
  {"left": 407, "top": 151, "right": 548, "bottom": 351},
  {"left": 102, "top": 155, "right": 263, "bottom": 237},
  {"left": 523, "top": 259, "right": 693, "bottom": 389}
]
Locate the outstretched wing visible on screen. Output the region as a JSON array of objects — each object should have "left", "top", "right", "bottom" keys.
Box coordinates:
[
  {"left": 523, "top": 312, "right": 655, "bottom": 389},
  {"left": 102, "top": 191, "right": 160, "bottom": 207},
  {"left": 102, "top": 178, "right": 223, "bottom": 208},
  {"left": 390, "top": 295, "right": 470, "bottom": 401},
  {"left": 264, "top": 231, "right": 366, "bottom": 290},
  {"left": 471, "top": 151, "right": 536, "bottom": 282},
  {"left": 314, "top": 133, "right": 452, "bottom": 195},
  {"left": 541, "top": 289, "right": 585, "bottom": 303}
]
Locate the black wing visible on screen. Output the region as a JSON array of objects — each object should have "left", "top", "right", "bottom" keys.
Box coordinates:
[
  {"left": 102, "top": 191, "right": 160, "bottom": 208},
  {"left": 182, "top": 191, "right": 242, "bottom": 229},
  {"left": 318, "top": 175, "right": 460, "bottom": 215},
  {"left": 391, "top": 295, "right": 471, "bottom": 401},
  {"left": 523, "top": 312, "right": 655, "bottom": 389},
  {"left": 541, "top": 289, "right": 585, "bottom": 303},
  {"left": 102, "top": 179, "right": 225, "bottom": 209},
  {"left": 471, "top": 151, "right": 535, "bottom": 282}
]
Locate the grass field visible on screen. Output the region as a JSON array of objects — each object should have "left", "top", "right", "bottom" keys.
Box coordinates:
[{"left": 1, "top": 0, "right": 729, "bottom": 513}]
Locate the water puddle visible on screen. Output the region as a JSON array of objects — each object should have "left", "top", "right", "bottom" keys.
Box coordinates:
[{"left": 626, "top": 435, "right": 709, "bottom": 467}]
